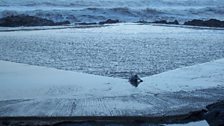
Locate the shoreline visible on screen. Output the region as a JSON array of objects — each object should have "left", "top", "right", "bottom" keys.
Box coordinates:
[
  {"left": 0, "top": 14, "right": 224, "bottom": 29},
  {"left": 1, "top": 22, "right": 224, "bottom": 33},
  {"left": 0, "top": 59, "right": 224, "bottom": 117}
]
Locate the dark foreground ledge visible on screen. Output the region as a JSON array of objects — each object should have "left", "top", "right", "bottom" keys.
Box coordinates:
[
  {"left": 0, "top": 113, "right": 204, "bottom": 126},
  {"left": 1, "top": 100, "right": 223, "bottom": 126}
]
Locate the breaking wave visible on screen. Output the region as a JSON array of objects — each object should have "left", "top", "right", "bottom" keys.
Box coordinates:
[
  {"left": 0, "top": 0, "right": 224, "bottom": 23},
  {"left": 0, "top": 7, "right": 165, "bottom": 23},
  {"left": 1, "top": 0, "right": 224, "bottom": 7}
]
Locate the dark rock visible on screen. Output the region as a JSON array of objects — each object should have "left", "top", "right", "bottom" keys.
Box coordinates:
[
  {"left": 77, "top": 22, "right": 97, "bottom": 25},
  {"left": 204, "top": 101, "right": 224, "bottom": 126},
  {"left": 54, "top": 21, "right": 70, "bottom": 25},
  {"left": 99, "top": 19, "right": 119, "bottom": 24},
  {"left": 185, "top": 109, "right": 207, "bottom": 121},
  {"left": 184, "top": 19, "right": 224, "bottom": 27},
  {"left": 2, "top": 120, "right": 10, "bottom": 126},
  {"left": 129, "top": 74, "right": 143, "bottom": 87},
  {"left": 0, "top": 15, "right": 70, "bottom": 27}
]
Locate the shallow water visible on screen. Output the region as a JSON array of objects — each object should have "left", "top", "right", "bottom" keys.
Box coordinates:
[{"left": 0, "top": 24, "right": 224, "bottom": 78}]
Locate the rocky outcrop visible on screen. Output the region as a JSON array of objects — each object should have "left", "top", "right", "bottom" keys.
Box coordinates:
[
  {"left": 76, "top": 22, "right": 97, "bottom": 25},
  {"left": 0, "top": 15, "right": 70, "bottom": 27},
  {"left": 184, "top": 19, "right": 224, "bottom": 27},
  {"left": 99, "top": 19, "right": 119, "bottom": 24},
  {"left": 204, "top": 100, "right": 224, "bottom": 126},
  {"left": 54, "top": 21, "right": 70, "bottom": 26},
  {"left": 136, "top": 20, "right": 179, "bottom": 25},
  {"left": 129, "top": 74, "right": 143, "bottom": 87}
]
